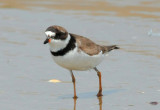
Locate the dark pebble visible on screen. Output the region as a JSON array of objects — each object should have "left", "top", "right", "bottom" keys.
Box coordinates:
[{"left": 150, "top": 102, "right": 158, "bottom": 105}]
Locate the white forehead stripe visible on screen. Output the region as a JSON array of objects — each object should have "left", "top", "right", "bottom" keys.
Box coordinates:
[{"left": 45, "top": 31, "right": 56, "bottom": 37}]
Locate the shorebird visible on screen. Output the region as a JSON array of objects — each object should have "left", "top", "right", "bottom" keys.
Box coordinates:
[{"left": 44, "top": 25, "right": 119, "bottom": 98}]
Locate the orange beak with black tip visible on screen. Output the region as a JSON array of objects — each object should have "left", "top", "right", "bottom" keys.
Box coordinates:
[{"left": 44, "top": 38, "right": 52, "bottom": 44}]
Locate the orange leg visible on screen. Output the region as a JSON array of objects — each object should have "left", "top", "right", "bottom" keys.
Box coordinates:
[
  {"left": 70, "top": 70, "right": 78, "bottom": 99},
  {"left": 94, "top": 67, "right": 103, "bottom": 97}
]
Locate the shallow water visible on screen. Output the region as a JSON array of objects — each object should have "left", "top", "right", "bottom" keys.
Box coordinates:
[{"left": 0, "top": 0, "right": 160, "bottom": 110}]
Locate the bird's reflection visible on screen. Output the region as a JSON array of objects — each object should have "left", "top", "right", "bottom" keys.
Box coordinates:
[
  {"left": 73, "top": 98, "right": 77, "bottom": 110},
  {"left": 73, "top": 96, "right": 103, "bottom": 110},
  {"left": 97, "top": 96, "right": 102, "bottom": 110}
]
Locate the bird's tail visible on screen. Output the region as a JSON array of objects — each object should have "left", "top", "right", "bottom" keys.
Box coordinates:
[
  {"left": 102, "top": 45, "right": 120, "bottom": 53},
  {"left": 107, "top": 45, "right": 120, "bottom": 52}
]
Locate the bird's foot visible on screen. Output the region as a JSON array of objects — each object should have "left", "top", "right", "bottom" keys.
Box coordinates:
[
  {"left": 73, "top": 96, "right": 78, "bottom": 99},
  {"left": 97, "top": 91, "right": 103, "bottom": 97}
]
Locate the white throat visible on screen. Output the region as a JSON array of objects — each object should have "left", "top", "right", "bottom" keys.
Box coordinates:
[{"left": 49, "top": 34, "right": 71, "bottom": 52}]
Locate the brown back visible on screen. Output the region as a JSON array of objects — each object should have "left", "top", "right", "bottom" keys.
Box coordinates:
[
  {"left": 70, "top": 33, "right": 119, "bottom": 56},
  {"left": 70, "top": 33, "right": 103, "bottom": 56}
]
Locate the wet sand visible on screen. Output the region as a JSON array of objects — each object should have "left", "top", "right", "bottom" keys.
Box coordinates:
[
  {"left": 1, "top": 0, "right": 160, "bottom": 20},
  {"left": 0, "top": 0, "right": 160, "bottom": 110}
]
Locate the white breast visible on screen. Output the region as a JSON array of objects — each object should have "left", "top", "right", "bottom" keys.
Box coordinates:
[{"left": 51, "top": 45, "right": 105, "bottom": 71}]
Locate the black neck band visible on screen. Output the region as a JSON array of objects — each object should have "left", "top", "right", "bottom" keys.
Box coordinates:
[{"left": 50, "top": 35, "right": 76, "bottom": 56}]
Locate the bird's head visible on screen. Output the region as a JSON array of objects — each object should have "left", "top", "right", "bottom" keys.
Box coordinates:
[
  {"left": 44, "top": 25, "right": 68, "bottom": 44},
  {"left": 44, "top": 25, "right": 71, "bottom": 52}
]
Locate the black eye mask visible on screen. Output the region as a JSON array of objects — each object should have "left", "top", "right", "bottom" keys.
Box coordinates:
[{"left": 53, "top": 32, "right": 67, "bottom": 40}]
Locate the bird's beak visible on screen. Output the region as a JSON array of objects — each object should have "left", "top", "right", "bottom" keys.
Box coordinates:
[
  {"left": 44, "top": 38, "right": 49, "bottom": 44},
  {"left": 44, "top": 38, "right": 51, "bottom": 44}
]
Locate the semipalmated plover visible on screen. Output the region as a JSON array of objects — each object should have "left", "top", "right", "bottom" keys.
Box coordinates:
[{"left": 44, "top": 25, "right": 119, "bottom": 98}]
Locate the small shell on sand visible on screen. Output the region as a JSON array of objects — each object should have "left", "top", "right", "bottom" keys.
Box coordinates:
[{"left": 48, "top": 79, "right": 61, "bottom": 83}]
